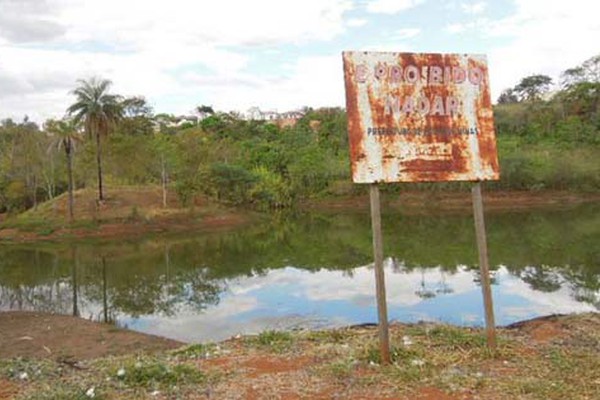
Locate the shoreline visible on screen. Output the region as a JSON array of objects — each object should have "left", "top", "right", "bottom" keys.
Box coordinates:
[
  {"left": 0, "top": 309, "right": 596, "bottom": 360},
  {"left": 1, "top": 189, "right": 598, "bottom": 244},
  {"left": 1, "top": 310, "right": 598, "bottom": 399}
]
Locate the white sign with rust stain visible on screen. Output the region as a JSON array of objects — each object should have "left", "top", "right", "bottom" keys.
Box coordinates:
[{"left": 342, "top": 51, "right": 500, "bottom": 184}]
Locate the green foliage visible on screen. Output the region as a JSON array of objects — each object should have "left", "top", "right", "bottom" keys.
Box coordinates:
[
  {"left": 1, "top": 55, "right": 600, "bottom": 217},
  {"left": 4, "top": 181, "right": 29, "bottom": 212},
  {"left": 116, "top": 359, "right": 204, "bottom": 389},
  {"left": 201, "top": 163, "right": 256, "bottom": 205},
  {"left": 247, "top": 330, "right": 294, "bottom": 351},
  {"left": 249, "top": 166, "right": 292, "bottom": 209},
  {"left": 172, "top": 343, "right": 215, "bottom": 358}
]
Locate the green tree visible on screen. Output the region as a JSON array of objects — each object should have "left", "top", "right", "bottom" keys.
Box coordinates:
[
  {"left": 45, "top": 118, "right": 82, "bottom": 222},
  {"left": 514, "top": 74, "right": 553, "bottom": 101},
  {"left": 119, "top": 96, "right": 155, "bottom": 136},
  {"left": 497, "top": 88, "right": 519, "bottom": 104},
  {"left": 67, "top": 78, "right": 123, "bottom": 201}
]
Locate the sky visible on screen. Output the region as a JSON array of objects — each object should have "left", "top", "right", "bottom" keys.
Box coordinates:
[{"left": 0, "top": 0, "right": 598, "bottom": 122}]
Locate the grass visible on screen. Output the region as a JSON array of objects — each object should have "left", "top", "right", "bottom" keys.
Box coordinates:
[
  {"left": 114, "top": 358, "right": 204, "bottom": 389},
  {"left": 245, "top": 330, "right": 294, "bottom": 352},
  {"left": 2, "top": 315, "right": 600, "bottom": 399}
]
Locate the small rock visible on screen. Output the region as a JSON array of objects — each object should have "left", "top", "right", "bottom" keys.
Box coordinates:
[
  {"left": 411, "top": 359, "right": 425, "bottom": 367},
  {"left": 135, "top": 362, "right": 142, "bottom": 369},
  {"left": 402, "top": 335, "right": 413, "bottom": 347},
  {"left": 18, "top": 372, "right": 28, "bottom": 381},
  {"left": 85, "top": 387, "right": 95, "bottom": 398},
  {"left": 151, "top": 390, "right": 160, "bottom": 396},
  {"left": 117, "top": 368, "right": 126, "bottom": 378}
]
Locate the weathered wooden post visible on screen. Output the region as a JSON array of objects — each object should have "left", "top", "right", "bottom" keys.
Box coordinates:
[
  {"left": 369, "top": 184, "right": 391, "bottom": 364},
  {"left": 472, "top": 182, "right": 497, "bottom": 349}
]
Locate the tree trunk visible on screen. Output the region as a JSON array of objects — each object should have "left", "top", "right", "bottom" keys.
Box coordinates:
[
  {"left": 161, "top": 154, "right": 167, "bottom": 208},
  {"left": 32, "top": 174, "right": 38, "bottom": 210},
  {"left": 95, "top": 130, "right": 104, "bottom": 201},
  {"left": 66, "top": 144, "right": 74, "bottom": 222},
  {"left": 71, "top": 247, "right": 79, "bottom": 317},
  {"left": 102, "top": 256, "right": 108, "bottom": 323}
]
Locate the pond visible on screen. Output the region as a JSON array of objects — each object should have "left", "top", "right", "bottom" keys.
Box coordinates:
[{"left": 0, "top": 203, "right": 598, "bottom": 342}]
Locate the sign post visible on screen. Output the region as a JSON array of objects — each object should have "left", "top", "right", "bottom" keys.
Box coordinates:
[
  {"left": 472, "top": 182, "right": 496, "bottom": 349},
  {"left": 342, "top": 52, "right": 501, "bottom": 356},
  {"left": 369, "top": 183, "right": 391, "bottom": 364}
]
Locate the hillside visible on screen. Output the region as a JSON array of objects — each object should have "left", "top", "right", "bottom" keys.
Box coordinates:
[{"left": 0, "top": 186, "right": 248, "bottom": 242}]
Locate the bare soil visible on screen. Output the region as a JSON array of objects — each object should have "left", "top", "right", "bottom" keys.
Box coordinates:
[
  {"left": 303, "top": 190, "right": 600, "bottom": 213},
  {"left": 0, "top": 312, "right": 181, "bottom": 360},
  {"left": 0, "top": 186, "right": 250, "bottom": 243},
  {"left": 1, "top": 312, "right": 599, "bottom": 399}
]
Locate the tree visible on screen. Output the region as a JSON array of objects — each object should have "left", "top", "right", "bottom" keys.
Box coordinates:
[
  {"left": 45, "top": 118, "right": 81, "bottom": 222},
  {"left": 195, "top": 105, "right": 215, "bottom": 119},
  {"left": 119, "top": 96, "right": 154, "bottom": 136},
  {"left": 497, "top": 88, "right": 519, "bottom": 104},
  {"left": 514, "top": 74, "right": 553, "bottom": 101},
  {"left": 67, "top": 78, "right": 123, "bottom": 201},
  {"left": 559, "top": 54, "right": 600, "bottom": 119},
  {"left": 561, "top": 54, "right": 600, "bottom": 88}
]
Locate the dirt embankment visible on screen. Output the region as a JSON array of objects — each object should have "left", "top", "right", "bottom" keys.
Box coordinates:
[
  {"left": 0, "top": 186, "right": 252, "bottom": 243},
  {"left": 303, "top": 190, "right": 600, "bottom": 213},
  {"left": 0, "top": 312, "right": 182, "bottom": 360}
]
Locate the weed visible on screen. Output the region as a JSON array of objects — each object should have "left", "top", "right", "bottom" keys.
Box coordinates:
[
  {"left": 428, "top": 326, "right": 486, "bottom": 349},
  {"left": 115, "top": 358, "right": 204, "bottom": 389},
  {"left": 248, "top": 330, "right": 293, "bottom": 351},
  {"left": 172, "top": 343, "right": 215, "bottom": 359},
  {"left": 304, "top": 329, "right": 348, "bottom": 343},
  {"left": 327, "top": 360, "right": 355, "bottom": 379},
  {"left": 359, "top": 344, "right": 423, "bottom": 365},
  {"left": 21, "top": 384, "right": 104, "bottom": 400},
  {"left": 37, "top": 227, "right": 55, "bottom": 236}
]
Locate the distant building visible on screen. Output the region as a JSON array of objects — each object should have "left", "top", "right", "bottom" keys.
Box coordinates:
[{"left": 245, "top": 107, "right": 305, "bottom": 127}]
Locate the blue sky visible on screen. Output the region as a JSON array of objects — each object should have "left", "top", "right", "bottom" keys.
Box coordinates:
[{"left": 0, "top": 0, "right": 598, "bottom": 122}]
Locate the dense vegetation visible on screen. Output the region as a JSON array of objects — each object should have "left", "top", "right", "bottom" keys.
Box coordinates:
[{"left": 0, "top": 55, "right": 598, "bottom": 215}]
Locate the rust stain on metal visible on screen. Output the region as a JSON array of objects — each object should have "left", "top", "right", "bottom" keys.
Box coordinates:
[{"left": 342, "top": 51, "right": 500, "bottom": 183}]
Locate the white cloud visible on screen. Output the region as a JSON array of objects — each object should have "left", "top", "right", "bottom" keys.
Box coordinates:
[
  {"left": 460, "top": 1, "right": 486, "bottom": 15},
  {"left": 202, "top": 55, "right": 345, "bottom": 113},
  {"left": 0, "top": 0, "right": 354, "bottom": 121},
  {"left": 393, "top": 28, "right": 421, "bottom": 40},
  {"left": 445, "top": 18, "right": 489, "bottom": 34},
  {"left": 486, "top": 0, "right": 600, "bottom": 100},
  {"left": 347, "top": 18, "right": 368, "bottom": 27},
  {"left": 366, "top": 0, "right": 424, "bottom": 14},
  {"left": 446, "top": 23, "right": 466, "bottom": 33}
]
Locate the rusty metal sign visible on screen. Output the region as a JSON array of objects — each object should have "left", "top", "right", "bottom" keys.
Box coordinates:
[{"left": 342, "top": 52, "right": 500, "bottom": 183}]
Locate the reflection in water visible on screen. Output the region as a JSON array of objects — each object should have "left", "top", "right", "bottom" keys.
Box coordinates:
[{"left": 0, "top": 203, "right": 598, "bottom": 342}]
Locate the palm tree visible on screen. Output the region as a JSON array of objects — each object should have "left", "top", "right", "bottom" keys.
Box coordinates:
[
  {"left": 67, "top": 78, "right": 123, "bottom": 201},
  {"left": 46, "top": 118, "right": 81, "bottom": 222}
]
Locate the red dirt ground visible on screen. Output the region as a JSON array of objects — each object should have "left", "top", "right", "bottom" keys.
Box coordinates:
[{"left": 0, "top": 311, "right": 182, "bottom": 360}]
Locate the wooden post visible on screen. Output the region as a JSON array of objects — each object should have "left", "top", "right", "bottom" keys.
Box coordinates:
[
  {"left": 369, "top": 184, "right": 391, "bottom": 364},
  {"left": 471, "top": 182, "right": 497, "bottom": 350}
]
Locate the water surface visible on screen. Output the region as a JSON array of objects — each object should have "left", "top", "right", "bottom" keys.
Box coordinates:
[{"left": 0, "top": 203, "right": 598, "bottom": 342}]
